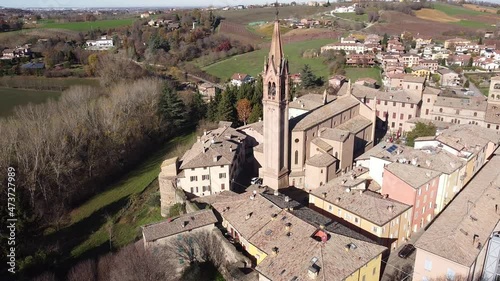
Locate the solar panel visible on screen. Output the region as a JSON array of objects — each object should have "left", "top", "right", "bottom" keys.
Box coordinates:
[{"left": 386, "top": 145, "right": 398, "bottom": 153}]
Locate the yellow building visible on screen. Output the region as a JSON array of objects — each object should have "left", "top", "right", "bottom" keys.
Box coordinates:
[
  {"left": 412, "top": 66, "right": 431, "bottom": 79},
  {"left": 212, "top": 191, "right": 387, "bottom": 280},
  {"left": 309, "top": 169, "right": 412, "bottom": 250}
]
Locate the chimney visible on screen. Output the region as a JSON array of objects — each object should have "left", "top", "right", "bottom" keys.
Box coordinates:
[
  {"left": 308, "top": 266, "right": 319, "bottom": 279},
  {"left": 203, "top": 129, "right": 207, "bottom": 136},
  {"left": 246, "top": 212, "right": 252, "bottom": 220},
  {"left": 425, "top": 160, "right": 431, "bottom": 167},
  {"left": 213, "top": 155, "right": 219, "bottom": 162},
  {"left": 271, "top": 213, "right": 277, "bottom": 220},
  {"left": 322, "top": 192, "right": 327, "bottom": 198},
  {"left": 387, "top": 205, "right": 394, "bottom": 212},
  {"left": 274, "top": 189, "right": 279, "bottom": 196},
  {"left": 335, "top": 197, "right": 340, "bottom": 203},
  {"left": 272, "top": 247, "right": 278, "bottom": 255},
  {"left": 197, "top": 136, "right": 201, "bottom": 142},
  {"left": 285, "top": 222, "right": 292, "bottom": 231},
  {"left": 182, "top": 221, "right": 188, "bottom": 228},
  {"left": 390, "top": 95, "right": 393, "bottom": 99},
  {"left": 473, "top": 234, "right": 479, "bottom": 245},
  {"left": 345, "top": 187, "right": 351, "bottom": 193}
]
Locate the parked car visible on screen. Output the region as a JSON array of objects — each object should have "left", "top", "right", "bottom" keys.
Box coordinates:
[
  {"left": 398, "top": 244, "right": 415, "bottom": 259},
  {"left": 251, "top": 177, "right": 263, "bottom": 185}
]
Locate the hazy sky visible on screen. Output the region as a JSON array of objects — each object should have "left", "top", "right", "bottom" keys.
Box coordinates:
[{"left": 3, "top": 0, "right": 500, "bottom": 8}]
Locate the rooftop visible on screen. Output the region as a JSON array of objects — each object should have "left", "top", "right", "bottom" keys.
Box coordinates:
[
  {"left": 289, "top": 93, "right": 335, "bottom": 111},
  {"left": 352, "top": 84, "right": 421, "bottom": 104},
  {"left": 415, "top": 155, "right": 500, "bottom": 267},
  {"left": 311, "top": 175, "right": 411, "bottom": 226},
  {"left": 319, "top": 127, "right": 350, "bottom": 142},
  {"left": 180, "top": 125, "right": 247, "bottom": 169},
  {"left": 311, "top": 138, "right": 333, "bottom": 152},
  {"left": 485, "top": 103, "right": 500, "bottom": 125},
  {"left": 142, "top": 209, "right": 217, "bottom": 242},
  {"left": 434, "top": 124, "right": 500, "bottom": 154},
  {"left": 433, "top": 96, "right": 487, "bottom": 111},
  {"left": 306, "top": 152, "right": 338, "bottom": 167},
  {"left": 385, "top": 162, "right": 441, "bottom": 188},
  {"left": 292, "top": 89, "right": 360, "bottom": 131}
]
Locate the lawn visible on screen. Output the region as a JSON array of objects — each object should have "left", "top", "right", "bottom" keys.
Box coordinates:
[
  {"left": 0, "top": 76, "right": 100, "bottom": 90},
  {"left": 67, "top": 131, "right": 196, "bottom": 257},
  {"left": 203, "top": 38, "right": 336, "bottom": 80},
  {"left": 219, "top": 5, "right": 332, "bottom": 25},
  {"left": 433, "top": 3, "right": 484, "bottom": 16},
  {"left": 333, "top": 12, "right": 369, "bottom": 22},
  {"left": 0, "top": 87, "right": 61, "bottom": 117},
  {"left": 38, "top": 18, "right": 136, "bottom": 31},
  {"left": 344, "top": 67, "right": 382, "bottom": 85}
]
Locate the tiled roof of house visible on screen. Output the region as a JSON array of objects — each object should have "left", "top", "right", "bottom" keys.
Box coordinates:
[
  {"left": 311, "top": 176, "right": 411, "bottom": 226},
  {"left": 435, "top": 124, "right": 500, "bottom": 153},
  {"left": 231, "top": 73, "right": 250, "bottom": 81},
  {"left": 415, "top": 155, "right": 500, "bottom": 267},
  {"left": 142, "top": 209, "right": 217, "bottom": 242},
  {"left": 335, "top": 115, "right": 372, "bottom": 133},
  {"left": 292, "top": 90, "right": 360, "bottom": 131},
  {"left": 433, "top": 96, "right": 488, "bottom": 111},
  {"left": 385, "top": 162, "right": 441, "bottom": 188},
  {"left": 180, "top": 126, "right": 246, "bottom": 169},
  {"left": 306, "top": 152, "right": 337, "bottom": 167},
  {"left": 352, "top": 84, "right": 421, "bottom": 104},
  {"left": 403, "top": 75, "right": 426, "bottom": 83}
]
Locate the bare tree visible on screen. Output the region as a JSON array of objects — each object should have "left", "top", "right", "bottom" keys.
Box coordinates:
[{"left": 67, "top": 259, "right": 97, "bottom": 281}]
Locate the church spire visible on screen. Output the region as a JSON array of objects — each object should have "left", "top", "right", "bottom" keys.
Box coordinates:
[{"left": 269, "top": 1, "right": 283, "bottom": 72}]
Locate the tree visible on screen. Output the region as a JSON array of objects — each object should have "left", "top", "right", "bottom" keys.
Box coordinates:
[
  {"left": 248, "top": 103, "right": 262, "bottom": 124},
  {"left": 406, "top": 122, "right": 437, "bottom": 147},
  {"left": 236, "top": 98, "right": 252, "bottom": 125},
  {"left": 217, "top": 88, "right": 236, "bottom": 122},
  {"left": 431, "top": 73, "right": 440, "bottom": 85},
  {"left": 190, "top": 91, "right": 207, "bottom": 123},
  {"left": 464, "top": 80, "right": 470, "bottom": 88},
  {"left": 86, "top": 53, "right": 99, "bottom": 76},
  {"left": 382, "top": 33, "right": 389, "bottom": 48},
  {"left": 301, "top": 64, "right": 322, "bottom": 88},
  {"left": 158, "top": 85, "right": 187, "bottom": 129},
  {"left": 468, "top": 57, "right": 473, "bottom": 67},
  {"left": 478, "top": 36, "right": 483, "bottom": 45}
]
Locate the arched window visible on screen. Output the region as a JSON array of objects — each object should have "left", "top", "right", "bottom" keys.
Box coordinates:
[
  {"left": 473, "top": 112, "right": 477, "bottom": 117},
  {"left": 294, "top": 150, "right": 298, "bottom": 165},
  {"left": 267, "top": 82, "right": 272, "bottom": 99},
  {"left": 496, "top": 94, "right": 500, "bottom": 99},
  {"left": 439, "top": 108, "right": 443, "bottom": 113},
  {"left": 271, "top": 82, "right": 276, "bottom": 99}
]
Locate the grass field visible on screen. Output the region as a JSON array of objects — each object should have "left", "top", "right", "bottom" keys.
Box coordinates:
[
  {"left": 463, "top": 4, "right": 498, "bottom": 14},
  {"left": 219, "top": 5, "right": 332, "bottom": 25},
  {"left": 345, "top": 67, "right": 382, "bottom": 85},
  {"left": 433, "top": 3, "right": 484, "bottom": 16},
  {"left": 39, "top": 131, "right": 196, "bottom": 266},
  {"left": 0, "top": 76, "right": 99, "bottom": 90},
  {"left": 416, "top": 4, "right": 493, "bottom": 28},
  {"left": 203, "top": 38, "right": 335, "bottom": 80},
  {"left": 38, "top": 18, "right": 136, "bottom": 31},
  {"left": 0, "top": 87, "right": 61, "bottom": 117},
  {"left": 333, "top": 12, "right": 369, "bottom": 22},
  {"left": 415, "top": 9, "right": 460, "bottom": 22},
  {"left": 247, "top": 23, "right": 293, "bottom": 39}
]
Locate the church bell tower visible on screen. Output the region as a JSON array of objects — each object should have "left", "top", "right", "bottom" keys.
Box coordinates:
[{"left": 261, "top": 6, "right": 290, "bottom": 190}]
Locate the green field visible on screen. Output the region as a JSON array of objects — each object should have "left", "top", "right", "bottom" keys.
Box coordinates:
[
  {"left": 454, "top": 20, "right": 492, "bottom": 28},
  {"left": 345, "top": 67, "right": 382, "bottom": 85},
  {"left": 38, "top": 18, "right": 136, "bottom": 31},
  {"left": 433, "top": 3, "right": 485, "bottom": 16},
  {"left": 0, "top": 87, "right": 61, "bottom": 117},
  {"left": 333, "top": 12, "right": 369, "bottom": 22},
  {"left": 219, "top": 5, "right": 332, "bottom": 25},
  {"left": 203, "top": 39, "right": 335, "bottom": 80}
]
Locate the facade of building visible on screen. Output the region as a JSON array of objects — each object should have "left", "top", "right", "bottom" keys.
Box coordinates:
[
  {"left": 231, "top": 73, "right": 254, "bottom": 86},
  {"left": 86, "top": 36, "right": 114, "bottom": 50},
  {"left": 414, "top": 155, "right": 500, "bottom": 281}
]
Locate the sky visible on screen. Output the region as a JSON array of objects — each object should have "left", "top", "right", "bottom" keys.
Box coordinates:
[{"left": 2, "top": 0, "right": 500, "bottom": 8}]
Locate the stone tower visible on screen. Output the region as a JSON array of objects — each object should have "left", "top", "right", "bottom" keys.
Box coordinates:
[
  {"left": 488, "top": 76, "right": 500, "bottom": 104},
  {"left": 261, "top": 9, "right": 290, "bottom": 190}
]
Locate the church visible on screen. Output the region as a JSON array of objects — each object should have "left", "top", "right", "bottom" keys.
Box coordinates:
[
  {"left": 243, "top": 15, "right": 377, "bottom": 191},
  {"left": 158, "top": 13, "right": 378, "bottom": 210}
]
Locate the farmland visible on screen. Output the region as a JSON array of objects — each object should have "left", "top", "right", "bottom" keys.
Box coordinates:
[
  {"left": 333, "top": 12, "right": 369, "bottom": 22},
  {"left": 218, "top": 5, "right": 332, "bottom": 25},
  {"left": 0, "top": 88, "right": 61, "bottom": 117},
  {"left": 203, "top": 38, "right": 335, "bottom": 80},
  {"left": 415, "top": 9, "right": 460, "bottom": 23},
  {"left": 36, "top": 18, "right": 136, "bottom": 31}
]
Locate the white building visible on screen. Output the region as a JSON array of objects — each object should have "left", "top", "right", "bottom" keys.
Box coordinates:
[
  {"left": 86, "top": 36, "right": 114, "bottom": 51},
  {"left": 230, "top": 73, "right": 254, "bottom": 87}
]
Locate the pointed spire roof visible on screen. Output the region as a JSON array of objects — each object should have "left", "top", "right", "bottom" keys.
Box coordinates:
[{"left": 268, "top": 3, "right": 283, "bottom": 73}]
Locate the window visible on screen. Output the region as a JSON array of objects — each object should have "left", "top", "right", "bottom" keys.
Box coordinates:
[
  {"left": 416, "top": 200, "right": 420, "bottom": 208},
  {"left": 372, "top": 226, "right": 378, "bottom": 233},
  {"left": 439, "top": 108, "right": 443, "bottom": 113},
  {"left": 429, "top": 202, "right": 433, "bottom": 209},
  {"left": 190, "top": 187, "right": 194, "bottom": 193},
  {"left": 418, "top": 188, "right": 422, "bottom": 196},
  {"left": 392, "top": 112, "right": 396, "bottom": 118},
  {"left": 328, "top": 204, "right": 333, "bottom": 211},
  {"left": 427, "top": 98, "right": 430, "bottom": 103},
  {"left": 487, "top": 124, "right": 491, "bottom": 129},
  {"left": 424, "top": 195, "right": 427, "bottom": 203},
  {"left": 354, "top": 217, "right": 359, "bottom": 223},
  {"left": 320, "top": 169, "right": 323, "bottom": 174},
  {"left": 409, "top": 114, "right": 412, "bottom": 119},
  {"left": 377, "top": 99, "right": 381, "bottom": 105},
  {"left": 337, "top": 209, "right": 342, "bottom": 216},
  {"left": 195, "top": 186, "right": 199, "bottom": 193},
  {"left": 345, "top": 213, "right": 352, "bottom": 220},
  {"left": 202, "top": 175, "right": 210, "bottom": 180},
  {"left": 426, "top": 183, "right": 429, "bottom": 191},
  {"left": 425, "top": 109, "right": 429, "bottom": 115},
  {"left": 473, "top": 112, "right": 477, "bottom": 117},
  {"left": 407, "top": 84, "right": 410, "bottom": 89},
  {"left": 362, "top": 275, "right": 366, "bottom": 281},
  {"left": 372, "top": 267, "right": 376, "bottom": 275},
  {"left": 219, "top": 173, "right": 226, "bottom": 179},
  {"left": 415, "top": 85, "right": 418, "bottom": 90},
  {"left": 221, "top": 183, "right": 225, "bottom": 190},
  {"left": 376, "top": 110, "right": 379, "bottom": 117},
  {"left": 400, "top": 113, "right": 404, "bottom": 120},
  {"left": 294, "top": 138, "right": 299, "bottom": 143},
  {"left": 190, "top": 176, "right": 198, "bottom": 182},
  {"left": 294, "top": 150, "right": 298, "bottom": 165},
  {"left": 393, "top": 102, "right": 396, "bottom": 106},
  {"left": 191, "top": 168, "right": 195, "bottom": 171},
  {"left": 391, "top": 122, "right": 395, "bottom": 128},
  {"left": 203, "top": 167, "right": 207, "bottom": 170},
  {"left": 430, "top": 191, "right": 434, "bottom": 198},
  {"left": 402, "top": 102, "right": 405, "bottom": 108},
  {"left": 411, "top": 104, "right": 414, "bottom": 109}
]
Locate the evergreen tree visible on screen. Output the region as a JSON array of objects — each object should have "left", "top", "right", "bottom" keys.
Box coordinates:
[
  {"left": 478, "top": 37, "right": 483, "bottom": 45},
  {"left": 217, "top": 89, "right": 236, "bottom": 122},
  {"left": 301, "top": 64, "right": 320, "bottom": 89},
  {"left": 158, "top": 85, "right": 187, "bottom": 129},
  {"left": 190, "top": 91, "right": 207, "bottom": 122},
  {"left": 207, "top": 90, "right": 221, "bottom": 121},
  {"left": 248, "top": 103, "right": 263, "bottom": 124},
  {"left": 251, "top": 75, "right": 263, "bottom": 106},
  {"left": 406, "top": 122, "right": 436, "bottom": 147}
]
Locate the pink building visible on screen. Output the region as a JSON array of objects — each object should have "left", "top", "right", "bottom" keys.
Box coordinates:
[{"left": 382, "top": 162, "right": 441, "bottom": 233}]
